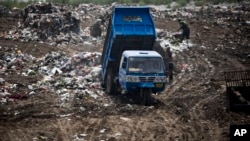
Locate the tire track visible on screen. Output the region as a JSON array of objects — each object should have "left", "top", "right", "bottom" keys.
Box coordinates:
[{"left": 156, "top": 46, "right": 225, "bottom": 140}]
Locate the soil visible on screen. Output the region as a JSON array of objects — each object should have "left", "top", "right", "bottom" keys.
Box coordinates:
[{"left": 0, "top": 4, "right": 250, "bottom": 141}]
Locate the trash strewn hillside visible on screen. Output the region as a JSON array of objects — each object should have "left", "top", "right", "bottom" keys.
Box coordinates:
[{"left": 0, "top": 2, "right": 250, "bottom": 141}]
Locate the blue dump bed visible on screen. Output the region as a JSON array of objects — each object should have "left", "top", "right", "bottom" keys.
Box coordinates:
[
  {"left": 114, "top": 7, "right": 156, "bottom": 36},
  {"left": 102, "top": 6, "right": 156, "bottom": 65},
  {"left": 101, "top": 6, "right": 157, "bottom": 82},
  {"left": 110, "top": 7, "right": 156, "bottom": 57}
]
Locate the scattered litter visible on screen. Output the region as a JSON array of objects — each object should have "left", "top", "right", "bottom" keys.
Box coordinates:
[
  {"left": 99, "top": 128, "right": 106, "bottom": 133},
  {"left": 120, "top": 117, "right": 132, "bottom": 122}
]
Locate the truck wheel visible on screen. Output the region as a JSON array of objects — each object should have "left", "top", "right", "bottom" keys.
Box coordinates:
[
  {"left": 106, "top": 71, "right": 116, "bottom": 94},
  {"left": 140, "top": 88, "right": 152, "bottom": 106}
]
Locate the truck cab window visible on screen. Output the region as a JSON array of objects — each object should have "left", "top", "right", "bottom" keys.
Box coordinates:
[
  {"left": 122, "top": 58, "right": 127, "bottom": 69},
  {"left": 128, "top": 57, "right": 164, "bottom": 73}
]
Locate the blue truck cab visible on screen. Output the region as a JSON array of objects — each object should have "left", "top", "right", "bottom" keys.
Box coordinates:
[
  {"left": 119, "top": 50, "right": 166, "bottom": 93},
  {"left": 101, "top": 6, "right": 166, "bottom": 105}
]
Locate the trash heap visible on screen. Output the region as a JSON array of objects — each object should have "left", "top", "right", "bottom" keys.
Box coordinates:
[
  {"left": 4, "top": 3, "right": 84, "bottom": 45},
  {"left": 36, "top": 51, "right": 103, "bottom": 107},
  {"left": 75, "top": 3, "right": 116, "bottom": 38},
  {"left": 152, "top": 3, "right": 250, "bottom": 52},
  {"left": 2, "top": 2, "right": 121, "bottom": 47},
  {"left": 0, "top": 5, "right": 9, "bottom": 17},
  {"left": 3, "top": 2, "right": 250, "bottom": 47},
  {"left": 0, "top": 49, "right": 103, "bottom": 104}
]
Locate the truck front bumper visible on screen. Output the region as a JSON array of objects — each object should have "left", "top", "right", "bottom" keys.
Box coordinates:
[{"left": 125, "top": 82, "right": 165, "bottom": 93}]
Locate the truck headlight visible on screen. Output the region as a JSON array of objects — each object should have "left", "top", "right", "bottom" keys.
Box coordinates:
[
  {"left": 126, "top": 76, "right": 140, "bottom": 82},
  {"left": 154, "top": 77, "right": 166, "bottom": 82}
]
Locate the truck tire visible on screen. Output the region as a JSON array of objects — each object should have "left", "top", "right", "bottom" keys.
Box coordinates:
[
  {"left": 140, "top": 88, "right": 152, "bottom": 106},
  {"left": 106, "top": 70, "right": 116, "bottom": 95}
]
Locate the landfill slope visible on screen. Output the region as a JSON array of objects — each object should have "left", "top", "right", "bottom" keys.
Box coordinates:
[{"left": 0, "top": 2, "right": 250, "bottom": 141}]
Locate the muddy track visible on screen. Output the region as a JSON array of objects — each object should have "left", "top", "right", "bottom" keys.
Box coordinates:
[
  {"left": 58, "top": 45, "right": 234, "bottom": 141},
  {"left": 154, "top": 46, "right": 229, "bottom": 140},
  {"left": 40, "top": 44, "right": 243, "bottom": 141},
  {"left": 0, "top": 35, "right": 245, "bottom": 141}
]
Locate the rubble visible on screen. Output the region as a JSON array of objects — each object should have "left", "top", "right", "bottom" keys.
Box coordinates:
[
  {"left": 0, "top": 2, "right": 250, "bottom": 141},
  {"left": 2, "top": 2, "right": 249, "bottom": 49},
  {"left": 90, "top": 19, "right": 102, "bottom": 37},
  {"left": 0, "top": 5, "right": 8, "bottom": 15},
  {"left": 4, "top": 3, "right": 83, "bottom": 45},
  {"left": 1, "top": 3, "right": 249, "bottom": 104},
  {"left": 0, "top": 78, "right": 5, "bottom": 85},
  {"left": 0, "top": 48, "right": 103, "bottom": 104},
  {"left": 2, "top": 2, "right": 118, "bottom": 46}
]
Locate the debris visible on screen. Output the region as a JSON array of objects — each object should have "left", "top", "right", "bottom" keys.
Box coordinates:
[
  {"left": 27, "top": 85, "right": 33, "bottom": 90},
  {"left": 29, "top": 91, "right": 35, "bottom": 95},
  {"left": 8, "top": 93, "right": 28, "bottom": 100},
  {"left": 26, "top": 69, "right": 36, "bottom": 75},
  {"left": 0, "top": 78, "right": 5, "bottom": 85},
  {"left": 0, "top": 3, "right": 250, "bottom": 141},
  {"left": 113, "top": 132, "right": 122, "bottom": 137},
  {"left": 99, "top": 129, "right": 106, "bottom": 133},
  {"left": 51, "top": 67, "right": 62, "bottom": 75},
  {"left": 120, "top": 117, "right": 132, "bottom": 122},
  {"left": 90, "top": 19, "right": 102, "bottom": 37}
]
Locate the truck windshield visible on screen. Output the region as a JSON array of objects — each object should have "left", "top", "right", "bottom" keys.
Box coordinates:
[{"left": 128, "top": 57, "right": 164, "bottom": 73}]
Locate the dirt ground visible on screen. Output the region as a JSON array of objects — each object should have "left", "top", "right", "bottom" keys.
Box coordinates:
[{"left": 0, "top": 4, "right": 250, "bottom": 141}]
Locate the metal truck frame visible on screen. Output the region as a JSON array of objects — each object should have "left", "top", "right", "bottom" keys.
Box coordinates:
[{"left": 101, "top": 6, "right": 166, "bottom": 105}]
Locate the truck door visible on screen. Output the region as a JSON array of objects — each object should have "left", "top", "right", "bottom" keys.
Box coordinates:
[{"left": 119, "top": 56, "right": 127, "bottom": 88}]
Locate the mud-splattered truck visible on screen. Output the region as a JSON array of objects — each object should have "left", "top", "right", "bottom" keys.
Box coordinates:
[{"left": 101, "top": 6, "right": 166, "bottom": 105}]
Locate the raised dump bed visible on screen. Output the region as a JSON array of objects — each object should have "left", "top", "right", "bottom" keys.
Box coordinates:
[
  {"left": 101, "top": 6, "right": 157, "bottom": 84},
  {"left": 224, "top": 70, "right": 250, "bottom": 111},
  {"left": 101, "top": 7, "right": 157, "bottom": 64}
]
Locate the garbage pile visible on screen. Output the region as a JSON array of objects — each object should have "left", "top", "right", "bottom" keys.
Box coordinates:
[
  {"left": 152, "top": 3, "right": 250, "bottom": 51},
  {"left": 3, "top": 2, "right": 250, "bottom": 47},
  {"left": 2, "top": 2, "right": 121, "bottom": 46},
  {"left": 4, "top": 3, "right": 84, "bottom": 45},
  {"left": 0, "top": 5, "right": 9, "bottom": 17},
  {"left": 0, "top": 49, "right": 103, "bottom": 104}
]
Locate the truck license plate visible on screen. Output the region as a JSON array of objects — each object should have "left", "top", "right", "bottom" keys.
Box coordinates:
[{"left": 156, "top": 83, "right": 163, "bottom": 88}]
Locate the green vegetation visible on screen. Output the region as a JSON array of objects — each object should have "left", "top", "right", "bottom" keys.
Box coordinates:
[
  {"left": 0, "top": 0, "right": 33, "bottom": 9},
  {"left": 0, "top": 0, "right": 246, "bottom": 9}
]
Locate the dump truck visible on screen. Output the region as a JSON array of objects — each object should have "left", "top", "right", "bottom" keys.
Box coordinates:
[
  {"left": 101, "top": 6, "right": 166, "bottom": 105},
  {"left": 224, "top": 70, "right": 250, "bottom": 111}
]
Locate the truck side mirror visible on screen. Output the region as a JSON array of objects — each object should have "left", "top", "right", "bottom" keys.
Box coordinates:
[
  {"left": 122, "top": 62, "right": 126, "bottom": 69},
  {"left": 121, "top": 57, "right": 127, "bottom": 69}
]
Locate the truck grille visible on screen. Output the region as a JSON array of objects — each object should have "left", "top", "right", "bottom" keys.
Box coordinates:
[{"left": 139, "top": 76, "right": 155, "bottom": 82}]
